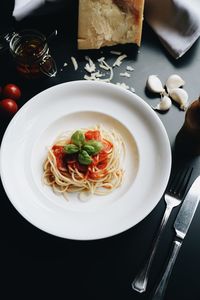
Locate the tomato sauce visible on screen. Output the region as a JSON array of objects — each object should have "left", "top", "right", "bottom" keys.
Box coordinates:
[{"left": 52, "top": 130, "right": 113, "bottom": 179}]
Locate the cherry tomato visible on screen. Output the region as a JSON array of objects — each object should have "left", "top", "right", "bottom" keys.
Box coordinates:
[
  {"left": 85, "top": 130, "right": 101, "bottom": 140},
  {"left": 52, "top": 145, "right": 66, "bottom": 171},
  {"left": 0, "top": 98, "right": 18, "bottom": 116},
  {"left": 3, "top": 84, "right": 21, "bottom": 101}
]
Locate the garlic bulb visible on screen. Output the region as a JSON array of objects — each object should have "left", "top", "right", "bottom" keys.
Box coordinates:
[
  {"left": 152, "top": 95, "right": 172, "bottom": 112},
  {"left": 169, "top": 88, "right": 188, "bottom": 110},
  {"left": 166, "top": 74, "right": 185, "bottom": 93},
  {"left": 146, "top": 75, "right": 165, "bottom": 94}
]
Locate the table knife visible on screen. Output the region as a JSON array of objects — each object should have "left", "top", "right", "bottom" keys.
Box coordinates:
[{"left": 152, "top": 175, "right": 200, "bottom": 300}]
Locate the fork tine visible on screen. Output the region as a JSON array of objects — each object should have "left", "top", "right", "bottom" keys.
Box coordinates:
[
  {"left": 168, "top": 169, "right": 181, "bottom": 193},
  {"left": 168, "top": 166, "right": 193, "bottom": 197},
  {"left": 131, "top": 165, "right": 193, "bottom": 294}
]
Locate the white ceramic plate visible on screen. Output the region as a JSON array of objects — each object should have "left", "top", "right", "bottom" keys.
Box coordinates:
[{"left": 0, "top": 81, "right": 171, "bottom": 240}]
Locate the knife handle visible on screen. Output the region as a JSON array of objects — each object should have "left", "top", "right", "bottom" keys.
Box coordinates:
[{"left": 152, "top": 239, "right": 182, "bottom": 300}]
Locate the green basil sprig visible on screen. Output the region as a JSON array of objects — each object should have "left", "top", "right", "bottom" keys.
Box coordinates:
[
  {"left": 63, "top": 130, "right": 103, "bottom": 165},
  {"left": 64, "top": 144, "right": 79, "bottom": 154},
  {"left": 78, "top": 150, "right": 93, "bottom": 165},
  {"left": 83, "top": 140, "right": 103, "bottom": 155},
  {"left": 71, "top": 130, "right": 85, "bottom": 147}
]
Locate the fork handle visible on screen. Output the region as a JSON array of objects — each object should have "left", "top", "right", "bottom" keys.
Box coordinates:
[
  {"left": 132, "top": 205, "right": 173, "bottom": 293},
  {"left": 152, "top": 239, "right": 182, "bottom": 300}
]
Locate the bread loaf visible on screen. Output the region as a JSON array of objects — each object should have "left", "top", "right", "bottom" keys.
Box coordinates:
[{"left": 78, "top": 0, "right": 145, "bottom": 49}]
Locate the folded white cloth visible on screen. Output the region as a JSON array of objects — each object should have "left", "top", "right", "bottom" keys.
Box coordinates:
[
  {"left": 145, "top": 0, "right": 200, "bottom": 59},
  {"left": 13, "top": 0, "right": 200, "bottom": 59},
  {"left": 13, "top": 0, "right": 45, "bottom": 21}
]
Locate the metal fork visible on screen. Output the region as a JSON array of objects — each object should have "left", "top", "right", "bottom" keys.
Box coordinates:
[{"left": 131, "top": 166, "right": 193, "bottom": 293}]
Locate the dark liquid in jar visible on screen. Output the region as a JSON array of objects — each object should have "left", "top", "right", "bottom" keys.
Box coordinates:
[{"left": 14, "top": 37, "right": 52, "bottom": 78}]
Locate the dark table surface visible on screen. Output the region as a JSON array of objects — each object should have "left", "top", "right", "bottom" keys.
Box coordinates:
[{"left": 1, "top": 1, "right": 200, "bottom": 300}]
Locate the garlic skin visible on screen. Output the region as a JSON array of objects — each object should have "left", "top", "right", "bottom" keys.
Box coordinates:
[
  {"left": 169, "top": 88, "right": 188, "bottom": 110},
  {"left": 146, "top": 75, "right": 165, "bottom": 94},
  {"left": 166, "top": 74, "right": 185, "bottom": 93},
  {"left": 152, "top": 95, "right": 172, "bottom": 112}
]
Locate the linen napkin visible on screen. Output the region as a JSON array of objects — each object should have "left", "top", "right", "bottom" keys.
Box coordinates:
[
  {"left": 12, "top": 0, "right": 200, "bottom": 59},
  {"left": 145, "top": 0, "right": 200, "bottom": 59},
  {"left": 13, "top": 0, "right": 45, "bottom": 21}
]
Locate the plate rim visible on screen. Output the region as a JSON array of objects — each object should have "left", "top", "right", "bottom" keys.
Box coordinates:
[{"left": 0, "top": 80, "right": 172, "bottom": 240}]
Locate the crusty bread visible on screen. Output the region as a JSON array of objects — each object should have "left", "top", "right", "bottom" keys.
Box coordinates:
[{"left": 78, "top": 0, "right": 145, "bottom": 49}]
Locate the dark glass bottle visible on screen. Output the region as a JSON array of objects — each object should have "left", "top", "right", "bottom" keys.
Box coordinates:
[{"left": 175, "top": 97, "right": 200, "bottom": 156}]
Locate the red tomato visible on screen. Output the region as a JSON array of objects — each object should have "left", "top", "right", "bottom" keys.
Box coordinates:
[
  {"left": 85, "top": 130, "right": 101, "bottom": 140},
  {"left": 92, "top": 151, "right": 108, "bottom": 169},
  {"left": 52, "top": 145, "right": 66, "bottom": 171},
  {"left": 52, "top": 145, "right": 64, "bottom": 153},
  {"left": 3, "top": 84, "right": 21, "bottom": 101},
  {"left": 97, "top": 160, "right": 107, "bottom": 170},
  {"left": 0, "top": 98, "right": 18, "bottom": 115}
]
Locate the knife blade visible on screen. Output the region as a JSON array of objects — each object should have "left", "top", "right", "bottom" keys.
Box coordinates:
[
  {"left": 174, "top": 175, "right": 200, "bottom": 240},
  {"left": 152, "top": 175, "right": 200, "bottom": 300}
]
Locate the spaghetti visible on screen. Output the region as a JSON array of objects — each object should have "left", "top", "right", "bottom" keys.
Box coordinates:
[{"left": 43, "top": 124, "right": 125, "bottom": 198}]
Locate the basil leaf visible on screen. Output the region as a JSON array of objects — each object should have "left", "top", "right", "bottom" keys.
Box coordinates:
[
  {"left": 82, "top": 144, "right": 95, "bottom": 155},
  {"left": 71, "top": 130, "right": 85, "bottom": 147},
  {"left": 78, "top": 150, "right": 93, "bottom": 165},
  {"left": 84, "top": 140, "right": 103, "bottom": 155},
  {"left": 64, "top": 144, "right": 79, "bottom": 154}
]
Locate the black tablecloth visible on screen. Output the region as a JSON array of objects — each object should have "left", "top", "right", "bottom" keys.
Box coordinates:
[{"left": 1, "top": 1, "right": 200, "bottom": 299}]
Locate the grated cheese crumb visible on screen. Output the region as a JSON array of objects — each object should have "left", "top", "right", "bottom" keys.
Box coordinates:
[
  {"left": 84, "top": 57, "right": 96, "bottom": 73},
  {"left": 110, "top": 50, "right": 122, "bottom": 55},
  {"left": 113, "top": 54, "right": 127, "bottom": 67},
  {"left": 130, "top": 87, "right": 135, "bottom": 93},
  {"left": 71, "top": 56, "right": 78, "bottom": 71},
  {"left": 66, "top": 53, "right": 135, "bottom": 88},
  {"left": 116, "top": 82, "right": 129, "bottom": 90},
  {"left": 98, "top": 57, "right": 111, "bottom": 72},
  {"left": 95, "top": 71, "right": 104, "bottom": 78},
  {"left": 84, "top": 71, "right": 105, "bottom": 80},
  {"left": 120, "top": 72, "right": 131, "bottom": 78},
  {"left": 126, "top": 65, "right": 134, "bottom": 71},
  {"left": 84, "top": 73, "right": 97, "bottom": 81},
  {"left": 100, "top": 65, "right": 109, "bottom": 71},
  {"left": 98, "top": 57, "right": 106, "bottom": 63},
  {"left": 84, "top": 57, "right": 113, "bottom": 83}
]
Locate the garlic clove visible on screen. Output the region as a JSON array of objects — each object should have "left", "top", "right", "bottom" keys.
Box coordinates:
[
  {"left": 152, "top": 95, "right": 172, "bottom": 112},
  {"left": 146, "top": 75, "right": 165, "bottom": 94},
  {"left": 169, "top": 88, "right": 188, "bottom": 110},
  {"left": 166, "top": 74, "right": 185, "bottom": 93}
]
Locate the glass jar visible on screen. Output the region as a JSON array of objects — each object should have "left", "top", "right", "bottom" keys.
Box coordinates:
[{"left": 9, "top": 29, "right": 57, "bottom": 79}]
